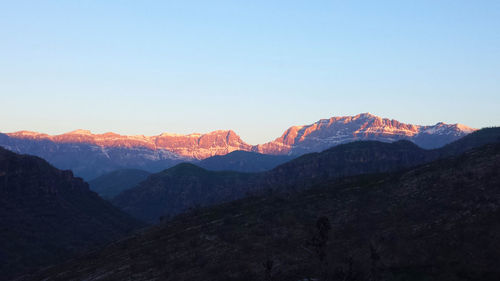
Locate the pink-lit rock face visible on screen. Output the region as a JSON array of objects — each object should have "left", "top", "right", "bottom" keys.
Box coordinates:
[
  {"left": 253, "top": 113, "right": 476, "bottom": 154},
  {"left": 6, "top": 129, "right": 252, "bottom": 160},
  {"left": 6, "top": 113, "right": 476, "bottom": 160}
]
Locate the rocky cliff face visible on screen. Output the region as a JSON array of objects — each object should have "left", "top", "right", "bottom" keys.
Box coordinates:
[
  {"left": 253, "top": 113, "right": 476, "bottom": 154},
  {"left": 6, "top": 129, "right": 250, "bottom": 159},
  {"left": 0, "top": 113, "right": 475, "bottom": 179},
  {"left": 0, "top": 130, "right": 249, "bottom": 179}
]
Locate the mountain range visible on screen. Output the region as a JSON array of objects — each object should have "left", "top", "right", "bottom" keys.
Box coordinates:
[
  {"left": 20, "top": 141, "right": 500, "bottom": 281},
  {"left": 0, "top": 113, "right": 475, "bottom": 179},
  {"left": 2, "top": 123, "right": 498, "bottom": 280},
  {"left": 112, "top": 127, "right": 500, "bottom": 223}
]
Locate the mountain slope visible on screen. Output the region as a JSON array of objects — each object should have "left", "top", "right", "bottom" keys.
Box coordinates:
[
  {"left": 111, "top": 141, "right": 428, "bottom": 223},
  {"left": 4, "top": 129, "right": 250, "bottom": 160},
  {"left": 0, "top": 114, "right": 475, "bottom": 179},
  {"left": 112, "top": 163, "right": 255, "bottom": 223},
  {"left": 0, "top": 130, "right": 247, "bottom": 179},
  {"left": 90, "top": 150, "right": 291, "bottom": 203},
  {"left": 254, "top": 113, "right": 475, "bottom": 154},
  {"left": 0, "top": 147, "right": 144, "bottom": 279},
  {"left": 88, "top": 169, "right": 151, "bottom": 200},
  {"left": 198, "top": 150, "right": 295, "bottom": 172},
  {"left": 0, "top": 133, "right": 186, "bottom": 180},
  {"left": 438, "top": 127, "right": 500, "bottom": 157},
  {"left": 263, "top": 140, "right": 434, "bottom": 189},
  {"left": 22, "top": 143, "right": 500, "bottom": 281},
  {"left": 112, "top": 128, "right": 500, "bottom": 223}
]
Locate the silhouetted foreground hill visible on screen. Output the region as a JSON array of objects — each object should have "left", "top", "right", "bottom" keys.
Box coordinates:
[
  {"left": 89, "top": 169, "right": 151, "bottom": 200},
  {"left": 113, "top": 128, "right": 500, "bottom": 223},
  {"left": 198, "top": 150, "right": 295, "bottom": 172},
  {"left": 21, "top": 143, "right": 500, "bottom": 281},
  {"left": 0, "top": 147, "right": 144, "bottom": 279}
]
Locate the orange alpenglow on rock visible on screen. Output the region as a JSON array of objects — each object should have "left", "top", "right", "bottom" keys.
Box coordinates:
[{"left": 4, "top": 113, "right": 476, "bottom": 159}]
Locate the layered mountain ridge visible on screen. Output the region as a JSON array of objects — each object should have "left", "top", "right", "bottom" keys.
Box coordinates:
[
  {"left": 0, "top": 113, "right": 475, "bottom": 179},
  {"left": 20, "top": 142, "right": 500, "bottom": 281},
  {"left": 112, "top": 128, "right": 500, "bottom": 223}
]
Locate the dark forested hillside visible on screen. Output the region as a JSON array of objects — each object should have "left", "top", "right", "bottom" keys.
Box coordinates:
[
  {"left": 0, "top": 147, "right": 144, "bottom": 279},
  {"left": 21, "top": 143, "right": 500, "bottom": 281}
]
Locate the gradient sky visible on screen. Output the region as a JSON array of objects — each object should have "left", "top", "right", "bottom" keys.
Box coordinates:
[{"left": 1, "top": 1, "right": 499, "bottom": 144}]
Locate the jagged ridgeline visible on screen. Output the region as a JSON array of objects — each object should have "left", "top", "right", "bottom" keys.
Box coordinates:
[{"left": 20, "top": 140, "right": 500, "bottom": 280}]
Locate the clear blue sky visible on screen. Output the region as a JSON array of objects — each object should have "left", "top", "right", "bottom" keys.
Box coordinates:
[{"left": 1, "top": 0, "right": 499, "bottom": 144}]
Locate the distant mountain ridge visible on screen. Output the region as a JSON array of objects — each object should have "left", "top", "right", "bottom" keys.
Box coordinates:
[
  {"left": 5, "top": 129, "right": 249, "bottom": 159},
  {"left": 0, "top": 113, "right": 475, "bottom": 179},
  {"left": 254, "top": 113, "right": 476, "bottom": 154}
]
